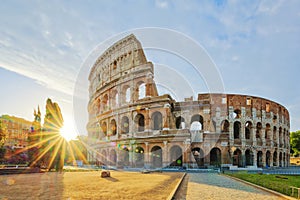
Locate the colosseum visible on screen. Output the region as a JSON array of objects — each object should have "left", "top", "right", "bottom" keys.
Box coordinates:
[{"left": 87, "top": 34, "right": 290, "bottom": 169}]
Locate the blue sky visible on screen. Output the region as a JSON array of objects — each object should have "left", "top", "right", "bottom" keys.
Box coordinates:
[{"left": 0, "top": 0, "right": 299, "bottom": 134}]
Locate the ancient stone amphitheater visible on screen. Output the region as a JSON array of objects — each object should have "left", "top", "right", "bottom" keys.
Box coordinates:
[{"left": 87, "top": 34, "right": 290, "bottom": 169}]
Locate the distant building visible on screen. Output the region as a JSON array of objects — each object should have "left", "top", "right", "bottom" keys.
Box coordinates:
[{"left": 0, "top": 115, "right": 32, "bottom": 163}]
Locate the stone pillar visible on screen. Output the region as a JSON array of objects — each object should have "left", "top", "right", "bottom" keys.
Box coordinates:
[
  {"left": 241, "top": 123, "right": 246, "bottom": 147},
  {"left": 242, "top": 149, "right": 246, "bottom": 167},
  {"left": 229, "top": 122, "right": 234, "bottom": 146},
  {"left": 144, "top": 108, "right": 150, "bottom": 131},
  {"left": 253, "top": 149, "right": 257, "bottom": 167},
  {"left": 252, "top": 127, "right": 257, "bottom": 146},
  {"left": 144, "top": 142, "right": 150, "bottom": 168},
  {"left": 269, "top": 152, "right": 273, "bottom": 167},
  {"left": 262, "top": 150, "right": 266, "bottom": 167},
  {"left": 163, "top": 106, "right": 170, "bottom": 130},
  {"left": 261, "top": 128, "right": 266, "bottom": 147},
  {"left": 163, "top": 141, "right": 168, "bottom": 167}
]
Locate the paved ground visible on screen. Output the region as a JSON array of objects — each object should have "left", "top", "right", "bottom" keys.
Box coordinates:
[{"left": 174, "top": 173, "right": 285, "bottom": 200}]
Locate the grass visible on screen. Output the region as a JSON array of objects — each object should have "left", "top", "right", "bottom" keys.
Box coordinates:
[
  {"left": 0, "top": 171, "right": 183, "bottom": 200},
  {"left": 226, "top": 172, "right": 300, "bottom": 198}
]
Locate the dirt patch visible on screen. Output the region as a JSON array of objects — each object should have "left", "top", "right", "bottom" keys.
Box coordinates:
[{"left": 0, "top": 171, "right": 183, "bottom": 200}]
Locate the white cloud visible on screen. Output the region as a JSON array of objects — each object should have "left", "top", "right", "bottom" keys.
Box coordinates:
[{"left": 155, "top": 0, "right": 169, "bottom": 9}]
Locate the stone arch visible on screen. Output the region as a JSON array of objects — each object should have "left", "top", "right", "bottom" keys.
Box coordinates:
[
  {"left": 266, "top": 150, "right": 271, "bottom": 167},
  {"left": 137, "top": 81, "right": 146, "bottom": 99},
  {"left": 190, "top": 114, "right": 203, "bottom": 131},
  {"left": 122, "top": 85, "right": 130, "bottom": 103},
  {"left": 221, "top": 120, "right": 229, "bottom": 132},
  {"left": 273, "top": 151, "right": 277, "bottom": 166},
  {"left": 257, "top": 151, "right": 263, "bottom": 167},
  {"left": 176, "top": 116, "right": 185, "bottom": 129},
  {"left": 279, "top": 127, "right": 283, "bottom": 147},
  {"left": 134, "top": 114, "right": 145, "bottom": 132},
  {"left": 234, "top": 121, "right": 241, "bottom": 139},
  {"left": 121, "top": 146, "right": 129, "bottom": 166},
  {"left": 279, "top": 152, "right": 283, "bottom": 167},
  {"left": 135, "top": 146, "right": 144, "bottom": 168},
  {"left": 151, "top": 146, "right": 162, "bottom": 168},
  {"left": 245, "top": 149, "right": 253, "bottom": 166},
  {"left": 233, "top": 109, "right": 241, "bottom": 119},
  {"left": 121, "top": 116, "right": 129, "bottom": 134},
  {"left": 110, "top": 119, "right": 117, "bottom": 136},
  {"left": 233, "top": 149, "right": 242, "bottom": 167},
  {"left": 245, "top": 121, "right": 252, "bottom": 139},
  {"left": 191, "top": 147, "right": 204, "bottom": 167},
  {"left": 265, "top": 123, "right": 271, "bottom": 139},
  {"left": 101, "top": 121, "right": 107, "bottom": 136},
  {"left": 210, "top": 147, "right": 221, "bottom": 166},
  {"left": 102, "top": 94, "right": 109, "bottom": 111},
  {"left": 170, "top": 145, "right": 183, "bottom": 167},
  {"left": 151, "top": 111, "right": 163, "bottom": 130}
]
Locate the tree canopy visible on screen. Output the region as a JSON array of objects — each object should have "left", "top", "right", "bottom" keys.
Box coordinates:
[{"left": 290, "top": 130, "right": 300, "bottom": 157}]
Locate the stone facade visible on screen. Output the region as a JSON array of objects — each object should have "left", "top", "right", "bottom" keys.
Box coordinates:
[{"left": 87, "top": 34, "right": 290, "bottom": 169}]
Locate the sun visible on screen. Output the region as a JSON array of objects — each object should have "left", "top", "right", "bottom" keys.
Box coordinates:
[{"left": 60, "top": 119, "right": 78, "bottom": 141}]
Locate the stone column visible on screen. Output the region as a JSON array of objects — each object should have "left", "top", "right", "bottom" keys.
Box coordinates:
[
  {"left": 144, "top": 142, "right": 150, "bottom": 168},
  {"left": 252, "top": 127, "right": 257, "bottom": 146},
  {"left": 262, "top": 150, "right": 266, "bottom": 167},
  {"left": 269, "top": 152, "right": 273, "bottom": 167},
  {"left": 253, "top": 149, "right": 257, "bottom": 167},
  {"left": 163, "top": 141, "right": 168, "bottom": 167},
  {"left": 241, "top": 123, "right": 246, "bottom": 147},
  {"left": 262, "top": 128, "right": 266, "bottom": 147},
  {"left": 144, "top": 108, "right": 150, "bottom": 131},
  {"left": 163, "top": 106, "right": 170, "bottom": 130}
]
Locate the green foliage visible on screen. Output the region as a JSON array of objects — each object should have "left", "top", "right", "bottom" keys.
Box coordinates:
[
  {"left": 227, "top": 173, "right": 300, "bottom": 197},
  {"left": 290, "top": 130, "right": 300, "bottom": 157}
]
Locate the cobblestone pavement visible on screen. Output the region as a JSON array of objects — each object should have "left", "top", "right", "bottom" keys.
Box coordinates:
[{"left": 176, "top": 173, "right": 285, "bottom": 200}]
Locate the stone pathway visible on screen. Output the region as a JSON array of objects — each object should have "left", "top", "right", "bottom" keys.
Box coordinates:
[{"left": 174, "top": 173, "right": 286, "bottom": 200}]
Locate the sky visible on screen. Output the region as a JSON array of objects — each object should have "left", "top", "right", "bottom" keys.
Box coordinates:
[{"left": 0, "top": 0, "right": 300, "bottom": 136}]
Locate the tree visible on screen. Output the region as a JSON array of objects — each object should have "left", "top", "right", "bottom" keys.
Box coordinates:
[
  {"left": 42, "top": 98, "right": 64, "bottom": 171},
  {"left": 290, "top": 130, "right": 300, "bottom": 157}
]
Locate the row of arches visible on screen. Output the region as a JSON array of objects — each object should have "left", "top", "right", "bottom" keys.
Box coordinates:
[
  {"left": 175, "top": 115, "right": 204, "bottom": 130},
  {"left": 100, "top": 112, "right": 163, "bottom": 136},
  {"left": 94, "top": 82, "right": 147, "bottom": 113},
  {"left": 232, "top": 148, "right": 288, "bottom": 168},
  {"left": 221, "top": 120, "right": 289, "bottom": 146}
]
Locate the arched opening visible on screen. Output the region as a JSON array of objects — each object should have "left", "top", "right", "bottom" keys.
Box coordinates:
[
  {"left": 176, "top": 116, "right": 185, "bottom": 129},
  {"left": 110, "top": 149, "right": 117, "bottom": 166},
  {"left": 135, "top": 114, "right": 145, "bottom": 132},
  {"left": 279, "top": 127, "right": 283, "bottom": 147},
  {"left": 121, "top": 116, "right": 129, "bottom": 134},
  {"left": 233, "top": 149, "right": 242, "bottom": 167},
  {"left": 256, "top": 122, "right": 262, "bottom": 146},
  {"left": 273, "top": 151, "right": 277, "bottom": 166},
  {"left": 102, "top": 94, "right": 109, "bottom": 111},
  {"left": 257, "top": 151, "right": 263, "bottom": 167},
  {"left": 151, "top": 146, "right": 162, "bottom": 168},
  {"left": 221, "top": 120, "right": 229, "bottom": 132},
  {"left": 266, "top": 150, "right": 271, "bottom": 167},
  {"left": 135, "top": 146, "right": 144, "bottom": 168},
  {"left": 190, "top": 114, "right": 203, "bottom": 130},
  {"left": 283, "top": 152, "right": 286, "bottom": 167},
  {"left": 152, "top": 111, "right": 163, "bottom": 130},
  {"left": 110, "top": 119, "right": 117, "bottom": 136},
  {"left": 125, "top": 87, "right": 131, "bottom": 103},
  {"left": 234, "top": 121, "right": 241, "bottom": 139},
  {"left": 101, "top": 121, "right": 107, "bottom": 136},
  {"left": 96, "top": 98, "right": 101, "bottom": 113},
  {"left": 210, "top": 148, "right": 221, "bottom": 167},
  {"left": 138, "top": 82, "right": 146, "bottom": 99},
  {"left": 121, "top": 147, "right": 129, "bottom": 166},
  {"left": 279, "top": 152, "right": 283, "bottom": 167},
  {"left": 245, "top": 149, "right": 253, "bottom": 166},
  {"left": 191, "top": 147, "right": 204, "bottom": 167},
  {"left": 170, "top": 145, "right": 183, "bottom": 167},
  {"left": 245, "top": 121, "right": 252, "bottom": 139},
  {"left": 233, "top": 109, "right": 241, "bottom": 119},
  {"left": 265, "top": 124, "right": 271, "bottom": 139}
]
